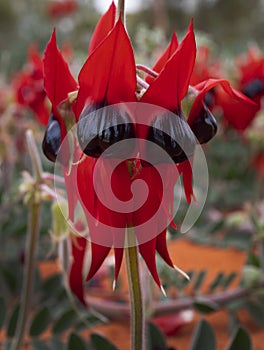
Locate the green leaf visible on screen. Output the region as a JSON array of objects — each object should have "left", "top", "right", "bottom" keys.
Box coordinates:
[
  {"left": 52, "top": 309, "right": 77, "bottom": 334},
  {"left": 1, "top": 267, "right": 18, "bottom": 294},
  {"left": 0, "top": 297, "right": 6, "bottom": 329},
  {"left": 7, "top": 303, "right": 20, "bottom": 338},
  {"left": 90, "top": 333, "right": 118, "bottom": 350},
  {"left": 68, "top": 332, "right": 87, "bottom": 350},
  {"left": 188, "top": 319, "right": 216, "bottom": 350},
  {"left": 51, "top": 336, "right": 66, "bottom": 350},
  {"left": 194, "top": 298, "right": 219, "bottom": 314},
  {"left": 41, "top": 274, "right": 63, "bottom": 301},
  {"left": 225, "top": 327, "right": 252, "bottom": 350},
  {"left": 208, "top": 272, "right": 224, "bottom": 292},
  {"left": 222, "top": 272, "right": 237, "bottom": 289},
  {"left": 246, "top": 301, "right": 264, "bottom": 327},
  {"left": 147, "top": 322, "right": 167, "bottom": 350},
  {"left": 29, "top": 306, "right": 52, "bottom": 337},
  {"left": 31, "top": 339, "right": 50, "bottom": 350},
  {"left": 193, "top": 270, "right": 207, "bottom": 292}
]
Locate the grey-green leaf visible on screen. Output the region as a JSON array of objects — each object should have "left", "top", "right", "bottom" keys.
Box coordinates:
[
  {"left": 225, "top": 327, "right": 252, "bottom": 350},
  {"left": 7, "top": 303, "right": 20, "bottom": 338},
  {"left": 194, "top": 298, "right": 219, "bottom": 314},
  {"left": 90, "top": 333, "right": 118, "bottom": 350},
  {"left": 0, "top": 297, "right": 6, "bottom": 329},
  {"left": 68, "top": 332, "right": 87, "bottom": 350},
  {"left": 29, "top": 306, "right": 52, "bottom": 337},
  {"left": 188, "top": 319, "right": 216, "bottom": 350},
  {"left": 52, "top": 309, "right": 77, "bottom": 334},
  {"left": 147, "top": 322, "right": 167, "bottom": 350}
]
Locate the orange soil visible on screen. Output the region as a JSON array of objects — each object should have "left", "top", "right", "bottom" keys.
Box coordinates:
[{"left": 2, "top": 239, "right": 264, "bottom": 349}]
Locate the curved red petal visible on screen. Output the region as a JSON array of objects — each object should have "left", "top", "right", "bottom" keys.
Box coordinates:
[
  {"left": 69, "top": 235, "right": 87, "bottom": 305},
  {"left": 88, "top": 2, "right": 116, "bottom": 55},
  {"left": 139, "top": 238, "right": 161, "bottom": 287},
  {"left": 177, "top": 159, "right": 195, "bottom": 204},
  {"left": 43, "top": 29, "right": 78, "bottom": 114},
  {"left": 156, "top": 230, "right": 174, "bottom": 268},
  {"left": 142, "top": 20, "right": 196, "bottom": 110},
  {"left": 86, "top": 242, "right": 111, "bottom": 281},
  {"left": 76, "top": 18, "right": 137, "bottom": 118},
  {"left": 188, "top": 78, "right": 258, "bottom": 130},
  {"left": 114, "top": 247, "right": 124, "bottom": 282}
]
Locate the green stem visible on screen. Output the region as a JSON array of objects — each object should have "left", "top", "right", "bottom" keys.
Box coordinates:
[
  {"left": 125, "top": 227, "right": 145, "bottom": 350},
  {"left": 10, "top": 202, "right": 41, "bottom": 350},
  {"left": 117, "top": 0, "right": 125, "bottom": 23}
]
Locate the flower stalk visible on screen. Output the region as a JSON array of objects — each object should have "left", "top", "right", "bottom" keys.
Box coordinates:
[
  {"left": 125, "top": 227, "right": 146, "bottom": 350},
  {"left": 117, "top": 0, "right": 125, "bottom": 23},
  {"left": 11, "top": 131, "right": 42, "bottom": 350}
]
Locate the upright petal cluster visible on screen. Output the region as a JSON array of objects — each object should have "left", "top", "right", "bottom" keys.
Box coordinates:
[{"left": 42, "top": 2, "right": 257, "bottom": 296}]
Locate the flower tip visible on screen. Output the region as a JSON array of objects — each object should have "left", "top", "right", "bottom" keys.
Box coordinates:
[
  {"left": 112, "top": 279, "right": 117, "bottom": 291},
  {"left": 173, "top": 264, "right": 190, "bottom": 281},
  {"left": 160, "top": 285, "right": 167, "bottom": 297}
]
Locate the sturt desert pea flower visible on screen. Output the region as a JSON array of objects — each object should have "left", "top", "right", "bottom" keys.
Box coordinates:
[
  {"left": 12, "top": 45, "right": 49, "bottom": 126},
  {"left": 74, "top": 17, "right": 217, "bottom": 287},
  {"left": 42, "top": 2, "right": 117, "bottom": 304}
]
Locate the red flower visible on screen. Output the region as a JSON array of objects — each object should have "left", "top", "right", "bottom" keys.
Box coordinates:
[
  {"left": 46, "top": 0, "right": 78, "bottom": 18},
  {"left": 12, "top": 45, "right": 49, "bottom": 125},
  {"left": 42, "top": 4, "right": 255, "bottom": 296},
  {"left": 42, "top": 2, "right": 117, "bottom": 304}
]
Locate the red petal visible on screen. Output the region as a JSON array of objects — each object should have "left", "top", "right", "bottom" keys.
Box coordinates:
[
  {"left": 76, "top": 18, "right": 137, "bottom": 118},
  {"left": 141, "top": 20, "right": 196, "bottom": 110},
  {"left": 146, "top": 32, "right": 178, "bottom": 84},
  {"left": 177, "top": 159, "right": 195, "bottom": 204},
  {"left": 114, "top": 247, "right": 124, "bottom": 282},
  {"left": 43, "top": 29, "right": 78, "bottom": 118},
  {"left": 69, "top": 235, "right": 87, "bottom": 305},
  {"left": 156, "top": 230, "right": 174, "bottom": 268},
  {"left": 86, "top": 242, "right": 111, "bottom": 281},
  {"left": 188, "top": 78, "right": 258, "bottom": 130},
  {"left": 139, "top": 238, "right": 161, "bottom": 287},
  {"left": 88, "top": 2, "right": 116, "bottom": 55}
]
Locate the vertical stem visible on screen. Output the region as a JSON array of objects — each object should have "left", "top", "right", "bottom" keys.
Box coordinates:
[
  {"left": 11, "top": 202, "right": 41, "bottom": 350},
  {"left": 125, "top": 227, "right": 145, "bottom": 350},
  {"left": 117, "top": 0, "right": 125, "bottom": 23}
]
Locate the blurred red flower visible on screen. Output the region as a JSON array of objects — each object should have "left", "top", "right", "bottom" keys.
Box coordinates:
[{"left": 46, "top": 0, "right": 78, "bottom": 18}]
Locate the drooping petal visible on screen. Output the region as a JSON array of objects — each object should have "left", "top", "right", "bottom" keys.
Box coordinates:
[
  {"left": 188, "top": 78, "right": 258, "bottom": 131},
  {"left": 156, "top": 230, "right": 174, "bottom": 268},
  {"left": 177, "top": 159, "right": 195, "bottom": 204},
  {"left": 88, "top": 1, "right": 116, "bottom": 55},
  {"left": 69, "top": 234, "right": 87, "bottom": 305},
  {"left": 86, "top": 242, "right": 111, "bottom": 281},
  {"left": 138, "top": 238, "right": 161, "bottom": 287},
  {"left": 141, "top": 20, "right": 196, "bottom": 110},
  {"left": 76, "top": 18, "right": 137, "bottom": 119},
  {"left": 43, "top": 29, "right": 78, "bottom": 127}
]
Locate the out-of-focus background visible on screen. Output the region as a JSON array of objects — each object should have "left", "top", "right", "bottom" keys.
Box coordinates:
[
  {"left": 1, "top": 1, "right": 264, "bottom": 349},
  {"left": 1, "top": 0, "right": 264, "bottom": 78}
]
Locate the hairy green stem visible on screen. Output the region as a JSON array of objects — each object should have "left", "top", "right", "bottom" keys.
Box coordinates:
[
  {"left": 10, "top": 202, "right": 41, "bottom": 350},
  {"left": 125, "top": 227, "right": 145, "bottom": 350}
]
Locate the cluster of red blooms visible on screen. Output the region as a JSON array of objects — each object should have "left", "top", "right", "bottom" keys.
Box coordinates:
[
  {"left": 11, "top": 2, "right": 262, "bottom": 304},
  {"left": 46, "top": 0, "right": 78, "bottom": 19}
]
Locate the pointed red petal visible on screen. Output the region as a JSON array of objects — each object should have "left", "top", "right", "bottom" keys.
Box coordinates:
[
  {"left": 146, "top": 32, "right": 178, "bottom": 84},
  {"left": 114, "top": 247, "right": 124, "bottom": 282},
  {"left": 139, "top": 238, "right": 161, "bottom": 287},
  {"left": 69, "top": 235, "right": 87, "bottom": 305},
  {"left": 76, "top": 19, "right": 137, "bottom": 118},
  {"left": 142, "top": 21, "right": 196, "bottom": 110},
  {"left": 88, "top": 2, "right": 116, "bottom": 55},
  {"left": 43, "top": 29, "right": 77, "bottom": 113},
  {"left": 188, "top": 78, "right": 258, "bottom": 130},
  {"left": 177, "top": 159, "right": 195, "bottom": 204},
  {"left": 156, "top": 230, "right": 174, "bottom": 268},
  {"left": 86, "top": 243, "right": 111, "bottom": 281}
]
